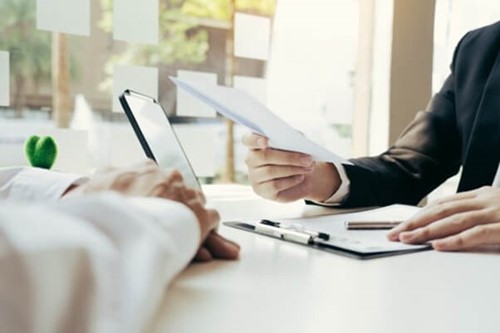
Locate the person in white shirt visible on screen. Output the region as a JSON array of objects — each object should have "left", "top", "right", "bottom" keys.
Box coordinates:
[{"left": 0, "top": 160, "right": 239, "bottom": 333}]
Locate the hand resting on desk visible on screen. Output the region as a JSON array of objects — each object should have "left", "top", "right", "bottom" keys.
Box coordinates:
[
  {"left": 388, "top": 186, "right": 500, "bottom": 251},
  {"left": 65, "top": 160, "right": 240, "bottom": 262}
]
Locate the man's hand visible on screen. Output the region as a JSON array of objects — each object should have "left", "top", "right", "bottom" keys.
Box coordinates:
[
  {"left": 242, "top": 133, "right": 341, "bottom": 202},
  {"left": 65, "top": 160, "right": 240, "bottom": 261},
  {"left": 387, "top": 186, "right": 500, "bottom": 251}
]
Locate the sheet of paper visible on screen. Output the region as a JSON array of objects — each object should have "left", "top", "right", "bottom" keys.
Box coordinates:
[
  {"left": 279, "top": 205, "right": 424, "bottom": 253},
  {"left": 113, "top": 65, "right": 158, "bottom": 112},
  {"left": 114, "top": 0, "right": 159, "bottom": 44},
  {"left": 0, "top": 51, "right": 9, "bottom": 106},
  {"left": 177, "top": 70, "right": 217, "bottom": 117},
  {"left": 170, "top": 77, "right": 351, "bottom": 165},
  {"left": 36, "top": 0, "right": 90, "bottom": 36},
  {"left": 234, "top": 13, "right": 271, "bottom": 61}
]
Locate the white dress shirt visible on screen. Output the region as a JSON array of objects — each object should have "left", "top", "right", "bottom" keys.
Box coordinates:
[{"left": 0, "top": 167, "right": 200, "bottom": 333}]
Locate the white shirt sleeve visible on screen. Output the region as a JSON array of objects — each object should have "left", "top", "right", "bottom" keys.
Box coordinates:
[
  {"left": 0, "top": 193, "right": 199, "bottom": 333},
  {"left": 0, "top": 167, "right": 88, "bottom": 201},
  {"left": 311, "top": 163, "right": 351, "bottom": 206}
]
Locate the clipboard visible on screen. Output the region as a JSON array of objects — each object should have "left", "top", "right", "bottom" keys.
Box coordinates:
[{"left": 223, "top": 205, "right": 432, "bottom": 260}]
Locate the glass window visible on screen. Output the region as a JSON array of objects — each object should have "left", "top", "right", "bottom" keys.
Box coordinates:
[{"left": 0, "top": 0, "right": 361, "bottom": 185}]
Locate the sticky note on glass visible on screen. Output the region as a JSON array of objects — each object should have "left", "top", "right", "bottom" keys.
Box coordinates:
[
  {"left": 0, "top": 51, "right": 9, "bottom": 106},
  {"left": 234, "top": 76, "right": 267, "bottom": 106},
  {"left": 176, "top": 70, "right": 217, "bottom": 118},
  {"left": 36, "top": 129, "right": 90, "bottom": 174},
  {"left": 36, "top": 0, "right": 90, "bottom": 36},
  {"left": 234, "top": 13, "right": 271, "bottom": 61},
  {"left": 112, "top": 65, "right": 158, "bottom": 112},
  {"left": 114, "top": 0, "right": 159, "bottom": 44}
]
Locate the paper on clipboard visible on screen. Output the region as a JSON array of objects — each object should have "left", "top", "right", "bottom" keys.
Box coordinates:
[
  {"left": 170, "top": 77, "right": 352, "bottom": 165},
  {"left": 225, "top": 204, "right": 428, "bottom": 257}
]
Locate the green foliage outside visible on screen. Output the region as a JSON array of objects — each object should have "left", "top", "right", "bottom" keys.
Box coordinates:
[
  {"left": 0, "top": 0, "right": 51, "bottom": 114},
  {"left": 99, "top": 0, "right": 275, "bottom": 74},
  {"left": 0, "top": 0, "right": 79, "bottom": 115}
]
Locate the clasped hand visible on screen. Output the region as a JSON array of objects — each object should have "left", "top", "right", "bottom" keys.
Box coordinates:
[{"left": 66, "top": 160, "right": 240, "bottom": 261}]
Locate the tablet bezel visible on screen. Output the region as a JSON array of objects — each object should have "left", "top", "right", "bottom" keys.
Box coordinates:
[{"left": 119, "top": 89, "right": 201, "bottom": 190}]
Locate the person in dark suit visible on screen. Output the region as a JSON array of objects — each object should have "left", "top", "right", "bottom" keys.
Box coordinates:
[{"left": 242, "top": 21, "right": 500, "bottom": 251}]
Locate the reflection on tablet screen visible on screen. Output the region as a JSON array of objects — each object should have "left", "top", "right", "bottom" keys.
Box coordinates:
[{"left": 122, "top": 91, "right": 201, "bottom": 190}]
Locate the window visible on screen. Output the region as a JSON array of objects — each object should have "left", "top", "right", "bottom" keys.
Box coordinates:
[{"left": 1, "top": 0, "right": 362, "bottom": 184}]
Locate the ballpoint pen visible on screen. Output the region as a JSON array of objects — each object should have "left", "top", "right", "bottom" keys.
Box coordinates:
[
  {"left": 254, "top": 219, "right": 331, "bottom": 245},
  {"left": 259, "top": 219, "right": 330, "bottom": 240},
  {"left": 344, "top": 221, "right": 402, "bottom": 230}
]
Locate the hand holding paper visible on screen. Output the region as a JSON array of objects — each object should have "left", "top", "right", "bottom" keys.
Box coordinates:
[{"left": 170, "top": 77, "right": 351, "bottom": 165}]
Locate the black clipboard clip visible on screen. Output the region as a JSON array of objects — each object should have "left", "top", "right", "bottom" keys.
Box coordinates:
[{"left": 255, "top": 219, "right": 330, "bottom": 245}]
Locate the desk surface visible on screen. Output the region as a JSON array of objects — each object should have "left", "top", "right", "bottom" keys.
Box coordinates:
[{"left": 150, "top": 185, "right": 500, "bottom": 333}]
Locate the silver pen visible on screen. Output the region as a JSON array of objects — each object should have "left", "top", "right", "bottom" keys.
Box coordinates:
[{"left": 344, "top": 220, "right": 402, "bottom": 230}]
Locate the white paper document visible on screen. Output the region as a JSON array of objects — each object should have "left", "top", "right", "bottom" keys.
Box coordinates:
[
  {"left": 279, "top": 204, "right": 425, "bottom": 254},
  {"left": 239, "top": 204, "right": 427, "bottom": 255},
  {"left": 171, "top": 77, "right": 351, "bottom": 165}
]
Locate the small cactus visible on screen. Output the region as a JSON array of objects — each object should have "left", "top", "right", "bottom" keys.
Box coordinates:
[{"left": 25, "top": 135, "right": 58, "bottom": 169}]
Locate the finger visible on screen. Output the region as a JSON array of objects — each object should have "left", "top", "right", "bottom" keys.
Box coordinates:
[
  {"left": 203, "top": 232, "right": 240, "bottom": 260},
  {"left": 432, "top": 223, "right": 500, "bottom": 251},
  {"left": 193, "top": 247, "right": 213, "bottom": 262},
  {"left": 255, "top": 175, "right": 305, "bottom": 201},
  {"left": 185, "top": 188, "right": 207, "bottom": 206},
  {"left": 246, "top": 148, "right": 313, "bottom": 168},
  {"left": 242, "top": 133, "right": 268, "bottom": 149},
  {"left": 150, "top": 181, "right": 185, "bottom": 202},
  {"left": 251, "top": 165, "right": 313, "bottom": 184},
  {"left": 163, "top": 169, "right": 184, "bottom": 183},
  {"left": 195, "top": 189, "right": 206, "bottom": 205},
  {"left": 196, "top": 208, "right": 221, "bottom": 241},
  {"left": 387, "top": 198, "right": 484, "bottom": 241},
  {"left": 426, "top": 188, "right": 481, "bottom": 208},
  {"left": 273, "top": 181, "right": 311, "bottom": 203},
  {"left": 398, "top": 208, "right": 490, "bottom": 244}
]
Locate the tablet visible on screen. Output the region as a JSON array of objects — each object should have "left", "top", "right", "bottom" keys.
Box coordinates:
[{"left": 119, "top": 90, "right": 201, "bottom": 190}]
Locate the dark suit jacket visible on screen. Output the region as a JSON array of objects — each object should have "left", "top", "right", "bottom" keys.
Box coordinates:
[{"left": 341, "top": 21, "right": 500, "bottom": 207}]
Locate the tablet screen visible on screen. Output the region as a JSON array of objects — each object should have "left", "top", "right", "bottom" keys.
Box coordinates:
[{"left": 120, "top": 91, "right": 201, "bottom": 190}]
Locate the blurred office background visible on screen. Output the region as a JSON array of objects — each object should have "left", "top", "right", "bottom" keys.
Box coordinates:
[{"left": 1, "top": 0, "right": 500, "bottom": 199}]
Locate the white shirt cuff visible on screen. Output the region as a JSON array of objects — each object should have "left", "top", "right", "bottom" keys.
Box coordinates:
[{"left": 2, "top": 167, "right": 88, "bottom": 201}]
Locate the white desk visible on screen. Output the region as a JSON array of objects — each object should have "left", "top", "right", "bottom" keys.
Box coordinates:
[{"left": 149, "top": 185, "right": 500, "bottom": 333}]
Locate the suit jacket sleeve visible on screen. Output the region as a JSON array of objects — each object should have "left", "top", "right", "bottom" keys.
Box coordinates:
[{"left": 339, "top": 37, "right": 469, "bottom": 208}]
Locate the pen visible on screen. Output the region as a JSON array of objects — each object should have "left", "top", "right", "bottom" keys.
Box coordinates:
[
  {"left": 255, "top": 222, "right": 313, "bottom": 244},
  {"left": 344, "top": 221, "right": 402, "bottom": 230},
  {"left": 260, "top": 219, "right": 330, "bottom": 240}
]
